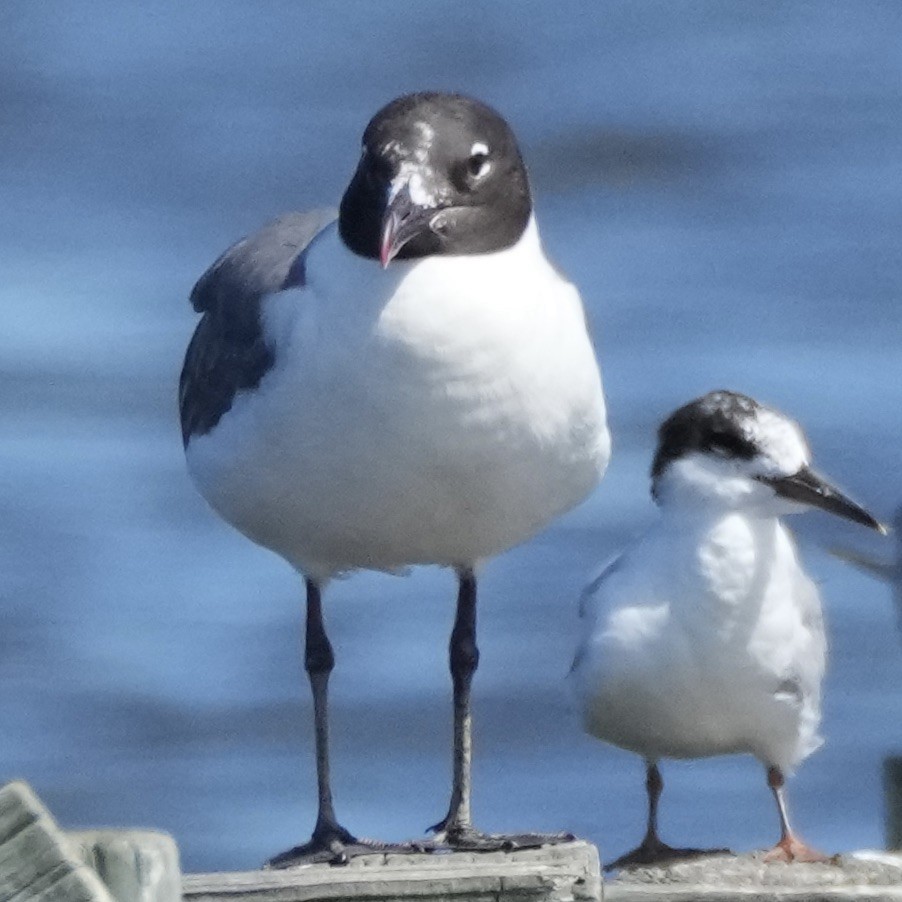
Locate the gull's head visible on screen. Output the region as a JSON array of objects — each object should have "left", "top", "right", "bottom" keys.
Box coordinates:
[
  {"left": 651, "top": 390, "right": 885, "bottom": 532},
  {"left": 338, "top": 92, "right": 532, "bottom": 267}
]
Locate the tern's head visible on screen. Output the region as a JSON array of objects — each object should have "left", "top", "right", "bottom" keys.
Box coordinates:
[
  {"left": 339, "top": 92, "right": 532, "bottom": 267},
  {"left": 651, "top": 390, "right": 885, "bottom": 531}
]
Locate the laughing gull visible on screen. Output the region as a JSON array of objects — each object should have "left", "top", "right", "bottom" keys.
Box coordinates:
[
  {"left": 569, "top": 390, "right": 885, "bottom": 868},
  {"left": 180, "top": 92, "right": 611, "bottom": 865}
]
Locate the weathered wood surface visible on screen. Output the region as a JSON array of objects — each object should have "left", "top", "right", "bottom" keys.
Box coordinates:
[
  {"left": 886, "top": 756, "right": 902, "bottom": 851},
  {"left": 608, "top": 889, "right": 902, "bottom": 902},
  {"left": 69, "top": 829, "right": 181, "bottom": 902},
  {"left": 183, "top": 841, "right": 602, "bottom": 902},
  {"left": 605, "top": 851, "right": 902, "bottom": 902},
  {"left": 0, "top": 781, "right": 114, "bottom": 902}
]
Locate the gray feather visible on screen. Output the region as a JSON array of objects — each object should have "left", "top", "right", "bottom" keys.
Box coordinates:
[
  {"left": 179, "top": 209, "right": 337, "bottom": 445},
  {"left": 828, "top": 547, "right": 895, "bottom": 582},
  {"left": 190, "top": 210, "right": 337, "bottom": 313}
]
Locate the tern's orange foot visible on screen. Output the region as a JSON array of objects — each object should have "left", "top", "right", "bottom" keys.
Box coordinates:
[{"left": 763, "top": 835, "right": 837, "bottom": 864}]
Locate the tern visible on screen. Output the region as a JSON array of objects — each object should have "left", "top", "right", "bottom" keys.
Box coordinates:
[{"left": 570, "top": 390, "right": 884, "bottom": 868}]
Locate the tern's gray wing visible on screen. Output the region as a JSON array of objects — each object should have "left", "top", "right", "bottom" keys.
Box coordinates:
[
  {"left": 828, "top": 547, "right": 895, "bottom": 582},
  {"left": 179, "top": 209, "right": 336, "bottom": 445},
  {"left": 778, "top": 567, "right": 827, "bottom": 761},
  {"left": 830, "top": 538, "right": 902, "bottom": 637},
  {"left": 578, "top": 554, "right": 624, "bottom": 620},
  {"left": 569, "top": 553, "right": 625, "bottom": 677}
]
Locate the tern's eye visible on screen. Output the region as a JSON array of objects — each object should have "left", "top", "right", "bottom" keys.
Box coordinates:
[{"left": 708, "top": 432, "right": 754, "bottom": 459}]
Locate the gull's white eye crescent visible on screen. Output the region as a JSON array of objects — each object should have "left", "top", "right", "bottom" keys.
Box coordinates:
[{"left": 467, "top": 141, "right": 491, "bottom": 179}]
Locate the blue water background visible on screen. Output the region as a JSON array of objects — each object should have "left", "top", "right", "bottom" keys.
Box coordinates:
[{"left": 1, "top": 1, "right": 901, "bottom": 872}]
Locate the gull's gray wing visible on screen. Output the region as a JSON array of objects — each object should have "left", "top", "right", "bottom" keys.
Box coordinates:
[{"left": 178, "top": 209, "right": 336, "bottom": 446}]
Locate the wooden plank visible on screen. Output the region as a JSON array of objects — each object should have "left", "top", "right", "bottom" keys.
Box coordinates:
[
  {"left": 183, "top": 840, "right": 601, "bottom": 902},
  {"left": 69, "top": 830, "right": 181, "bottom": 902},
  {"left": 606, "top": 886, "right": 902, "bottom": 902},
  {"left": 886, "top": 755, "right": 902, "bottom": 851},
  {"left": 0, "top": 781, "right": 113, "bottom": 902},
  {"left": 605, "top": 851, "right": 902, "bottom": 902}
]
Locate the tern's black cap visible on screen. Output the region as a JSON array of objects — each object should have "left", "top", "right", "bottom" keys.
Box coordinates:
[{"left": 651, "top": 390, "right": 761, "bottom": 486}]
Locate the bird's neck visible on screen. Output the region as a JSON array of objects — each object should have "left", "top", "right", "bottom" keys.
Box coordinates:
[
  {"left": 303, "top": 215, "right": 550, "bottom": 312},
  {"left": 660, "top": 505, "right": 795, "bottom": 612}
]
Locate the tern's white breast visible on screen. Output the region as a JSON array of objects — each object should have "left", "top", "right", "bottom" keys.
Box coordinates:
[
  {"left": 572, "top": 512, "right": 825, "bottom": 772},
  {"left": 187, "top": 220, "right": 609, "bottom": 579}
]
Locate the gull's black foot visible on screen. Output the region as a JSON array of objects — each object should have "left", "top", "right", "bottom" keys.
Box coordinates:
[
  {"left": 605, "top": 838, "right": 731, "bottom": 872},
  {"left": 429, "top": 821, "right": 575, "bottom": 853},
  {"left": 266, "top": 823, "right": 386, "bottom": 868}
]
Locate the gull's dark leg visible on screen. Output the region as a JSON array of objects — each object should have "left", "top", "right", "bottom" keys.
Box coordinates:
[
  {"left": 429, "top": 569, "right": 572, "bottom": 851},
  {"left": 304, "top": 578, "right": 354, "bottom": 848},
  {"left": 267, "top": 579, "right": 364, "bottom": 868},
  {"left": 762, "top": 766, "right": 832, "bottom": 863},
  {"left": 606, "top": 761, "right": 729, "bottom": 871},
  {"left": 430, "top": 568, "right": 479, "bottom": 841},
  {"left": 644, "top": 760, "right": 665, "bottom": 848}
]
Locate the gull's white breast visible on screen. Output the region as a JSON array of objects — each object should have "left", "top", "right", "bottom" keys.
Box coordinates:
[
  {"left": 571, "top": 513, "right": 825, "bottom": 772},
  {"left": 187, "top": 219, "right": 610, "bottom": 579}
]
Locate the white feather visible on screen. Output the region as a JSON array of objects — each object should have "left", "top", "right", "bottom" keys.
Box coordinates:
[
  {"left": 571, "top": 504, "right": 826, "bottom": 774},
  {"left": 187, "top": 217, "right": 610, "bottom": 580}
]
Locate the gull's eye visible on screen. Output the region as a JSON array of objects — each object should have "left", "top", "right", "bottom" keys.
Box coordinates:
[
  {"left": 466, "top": 142, "right": 491, "bottom": 180},
  {"left": 454, "top": 142, "right": 493, "bottom": 191},
  {"left": 467, "top": 152, "right": 490, "bottom": 178}
]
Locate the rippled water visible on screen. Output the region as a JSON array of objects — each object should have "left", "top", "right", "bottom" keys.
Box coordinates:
[{"left": 1, "top": 1, "right": 901, "bottom": 872}]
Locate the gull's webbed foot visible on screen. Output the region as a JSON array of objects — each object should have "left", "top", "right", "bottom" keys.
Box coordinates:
[
  {"left": 267, "top": 823, "right": 371, "bottom": 868},
  {"left": 428, "top": 818, "right": 574, "bottom": 852}
]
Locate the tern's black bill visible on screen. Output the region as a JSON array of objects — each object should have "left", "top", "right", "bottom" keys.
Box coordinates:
[
  {"left": 379, "top": 184, "right": 436, "bottom": 268},
  {"left": 760, "top": 465, "right": 886, "bottom": 533}
]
